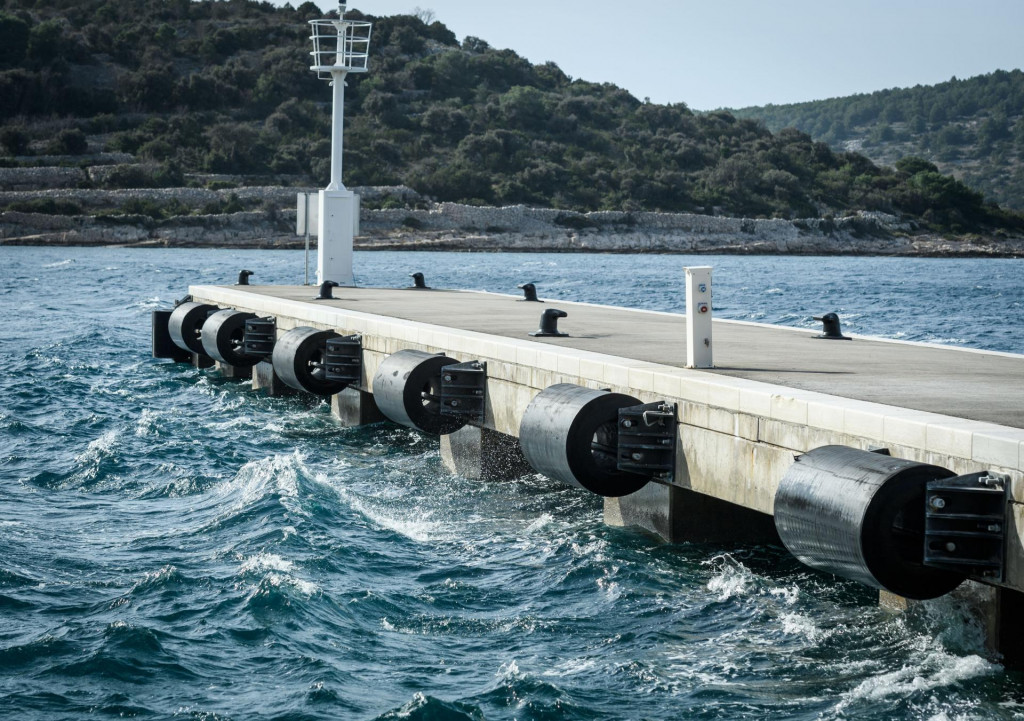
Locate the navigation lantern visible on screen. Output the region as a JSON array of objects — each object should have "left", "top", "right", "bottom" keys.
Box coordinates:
[{"left": 308, "top": 2, "right": 373, "bottom": 286}]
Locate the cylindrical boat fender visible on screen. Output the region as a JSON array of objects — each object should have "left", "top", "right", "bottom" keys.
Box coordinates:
[
  {"left": 152, "top": 309, "right": 188, "bottom": 359},
  {"left": 271, "top": 326, "right": 349, "bottom": 396},
  {"left": 518, "top": 383, "right": 652, "bottom": 497},
  {"left": 168, "top": 301, "right": 219, "bottom": 355},
  {"left": 201, "top": 309, "right": 260, "bottom": 367},
  {"left": 774, "top": 445, "right": 965, "bottom": 599},
  {"left": 371, "top": 349, "right": 466, "bottom": 435}
]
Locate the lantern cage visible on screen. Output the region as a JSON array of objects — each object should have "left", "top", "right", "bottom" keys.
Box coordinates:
[{"left": 309, "top": 18, "right": 373, "bottom": 79}]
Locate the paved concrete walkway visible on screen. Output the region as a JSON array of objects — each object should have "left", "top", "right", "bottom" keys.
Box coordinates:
[{"left": 228, "top": 285, "right": 1024, "bottom": 428}]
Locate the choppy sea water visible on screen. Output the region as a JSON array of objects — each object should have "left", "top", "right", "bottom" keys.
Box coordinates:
[{"left": 2, "top": 246, "right": 1024, "bottom": 721}]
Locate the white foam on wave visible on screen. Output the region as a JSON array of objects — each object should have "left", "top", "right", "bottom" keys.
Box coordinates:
[
  {"left": 134, "top": 408, "right": 159, "bottom": 436},
  {"left": 833, "top": 651, "right": 996, "bottom": 712},
  {"left": 778, "top": 611, "right": 828, "bottom": 642},
  {"left": 239, "top": 552, "right": 294, "bottom": 574},
  {"left": 128, "top": 564, "right": 179, "bottom": 594},
  {"left": 241, "top": 569, "right": 319, "bottom": 599},
  {"left": 768, "top": 584, "right": 800, "bottom": 606},
  {"left": 342, "top": 491, "right": 442, "bottom": 543},
  {"left": 542, "top": 656, "right": 599, "bottom": 678},
  {"left": 78, "top": 429, "right": 119, "bottom": 462},
  {"left": 134, "top": 296, "right": 164, "bottom": 311},
  {"left": 704, "top": 554, "right": 753, "bottom": 601},
  {"left": 496, "top": 659, "right": 522, "bottom": 681},
  {"left": 66, "top": 429, "right": 120, "bottom": 485},
  {"left": 219, "top": 451, "right": 305, "bottom": 514},
  {"left": 525, "top": 513, "right": 554, "bottom": 533},
  {"left": 42, "top": 259, "right": 74, "bottom": 268},
  {"left": 379, "top": 616, "right": 424, "bottom": 635},
  {"left": 327, "top": 472, "right": 448, "bottom": 543},
  {"left": 265, "top": 571, "right": 318, "bottom": 597},
  {"left": 570, "top": 538, "right": 608, "bottom": 563}
]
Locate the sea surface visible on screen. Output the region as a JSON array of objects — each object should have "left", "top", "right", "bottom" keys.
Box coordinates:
[{"left": 2, "top": 246, "right": 1024, "bottom": 721}]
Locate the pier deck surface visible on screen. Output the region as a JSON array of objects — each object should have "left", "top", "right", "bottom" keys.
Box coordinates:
[{"left": 222, "top": 285, "right": 1024, "bottom": 429}]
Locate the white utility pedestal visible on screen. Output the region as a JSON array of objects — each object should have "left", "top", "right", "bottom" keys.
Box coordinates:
[
  {"left": 317, "top": 189, "right": 356, "bottom": 286},
  {"left": 685, "top": 266, "right": 713, "bottom": 368}
]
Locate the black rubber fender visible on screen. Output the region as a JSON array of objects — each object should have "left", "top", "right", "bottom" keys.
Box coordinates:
[
  {"left": 201, "top": 309, "right": 260, "bottom": 367},
  {"left": 168, "top": 301, "right": 219, "bottom": 355},
  {"left": 774, "top": 445, "right": 964, "bottom": 599},
  {"left": 518, "top": 383, "right": 652, "bottom": 497},
  {"left": 371, "top": 349, "right": 466, "bottom": 435},
  {"left": 271, "top": 326, "right": 349, "bottom": 396},
  {"left": 152, "top": 309, "right": 189, "bottom": 360}
]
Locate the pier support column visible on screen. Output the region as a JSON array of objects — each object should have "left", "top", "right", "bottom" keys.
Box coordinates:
[
  {"left": 880, "top": 583, "right": 1024, "bottom": 665},
  {"left": 215, "top": 361, "right": 252, "bottom": 380},
  {"left": 331, "top": 387, "right": 385, "bottom": 427},
  {"left": 605, "top": 484, "right": 779, "bottom": 544},
  {"left": 884, "top": 583, "right": 1024, "bottom": 665},
  {"left": 191, "top": 352, "right": 214, "bottom": 369},
  {"left": 252, "top": 360, "right": 295, "bottom": 397},
  {"left": 996, "top": 588, "right": 1024, "bottom": 666},
  {"left": 440, "top": 426, "right": 532, "bottom": 481}
]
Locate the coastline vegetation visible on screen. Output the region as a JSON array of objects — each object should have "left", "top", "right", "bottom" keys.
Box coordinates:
[
  {"left": 730, "top": 71, "right": 1024, "bottom": 212},
  {"left": 1, "top": 0, "right": 1022, "bottom": 237}
]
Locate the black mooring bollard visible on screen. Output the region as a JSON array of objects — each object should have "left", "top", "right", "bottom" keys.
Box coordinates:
[
  {"left": 409, "top": 272, "right": 429, "bottom": 289},
  {"left": 518, "top": 282, "right": 542, "bottom": 302},
  {"left": 237, "top": 269, "right": 254, "bottom": 285},
  {"left": 530, "top": 308, "right": 569, "bottom": 337},
  {"left": 813, "top": 312, "right": 851, "bottom": 340},
  {"left": 315, "top": 280, "right": 339, "bottom": 300}
]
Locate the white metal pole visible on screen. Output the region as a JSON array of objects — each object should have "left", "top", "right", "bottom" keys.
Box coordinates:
[
  {"left": 304, "top": 193, "right": 310, "bottom": 285},
  {"left": 327, "top": 70, "right": 346, "bottom": 191}
]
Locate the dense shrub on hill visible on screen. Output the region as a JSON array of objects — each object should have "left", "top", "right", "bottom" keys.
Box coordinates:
[
  {"left": 730, "top": 70, "right": 1024, "bottom": 211},
  {"left": 0, "top": 0, "right": 1021, "bottom": 233}
]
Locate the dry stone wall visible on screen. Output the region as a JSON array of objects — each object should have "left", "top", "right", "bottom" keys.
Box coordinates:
[
  {"left": 2, "top": 179, "right": 1022, "bottom": 256},
  {"left": 0, "top": 167, "right": 88, "bottom": 191}
]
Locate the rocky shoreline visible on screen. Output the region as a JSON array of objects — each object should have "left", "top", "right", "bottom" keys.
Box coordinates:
[{"left": 2, "top": 180, "right": 1022, "bottom": 257}]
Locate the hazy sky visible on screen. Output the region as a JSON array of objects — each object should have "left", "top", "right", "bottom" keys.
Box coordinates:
[{"left": 279, "top": 0, "right": 1024, "bottom": 110}]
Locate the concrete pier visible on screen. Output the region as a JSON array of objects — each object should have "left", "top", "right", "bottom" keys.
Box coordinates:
[
  {"left": 331, "top": 386, "right": 385, "bottom": 426},
  {"left": 252, "top": 359, "right": 295, "bottom": 396},
  {"left": 188, "top": 283, "right": 1024, "bottom": 599}
]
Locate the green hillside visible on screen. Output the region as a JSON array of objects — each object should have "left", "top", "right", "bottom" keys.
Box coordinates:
[
  {"left": 730, "top": 70, "right": 1024, "bottom": 211},
  {"left": 1, "top": 0, "right": 1022, "bottom": 235}
]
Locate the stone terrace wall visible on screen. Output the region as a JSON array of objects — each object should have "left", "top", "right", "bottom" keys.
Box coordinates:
[
  {"left": 0, "top": 166, "right": 88, "bottom": 191},
  {"left": 5, "top": 181, "right": 1019, "bottom": 256},
  {"left": 361, "top": 202, "right": 912, "bottom": 242}
]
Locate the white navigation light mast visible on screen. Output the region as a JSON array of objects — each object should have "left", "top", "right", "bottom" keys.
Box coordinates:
[{"left": 309, "top": 1, "right": 372, "bottom": 285}]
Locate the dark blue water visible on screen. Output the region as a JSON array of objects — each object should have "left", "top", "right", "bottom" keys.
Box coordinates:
[{"left": 2, "top": 247, "right": 1024, "bottom": 720}]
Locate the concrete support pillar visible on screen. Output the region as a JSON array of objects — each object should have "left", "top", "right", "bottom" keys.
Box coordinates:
[
  {"left": 604, "top": 483, "right": 778, "bottom": 544},
  {"left": 440, "top": 426, "right": 533, "bottom": 481},
  {"left": 996, "top": 587, "right": 1024, "bottom": 666},
  {"left": 252, "top": 360, "right": 295, "bottom": 397},
  {"left": 191, "top": 352, "right": 214, "bottom": 370},
  {"left": 880, "top": 582, "right": 1024, "bottom": 666},
  {"left": 215, "top": 361, "right": 252, "bottom": 380},
  {"left": 331, "top": 387, "right": 385, "bottom": 427}
]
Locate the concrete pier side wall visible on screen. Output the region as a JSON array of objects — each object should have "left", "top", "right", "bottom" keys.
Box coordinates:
[{"left": 188, "top": 285, "right": 1024, "bottom": 595}]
